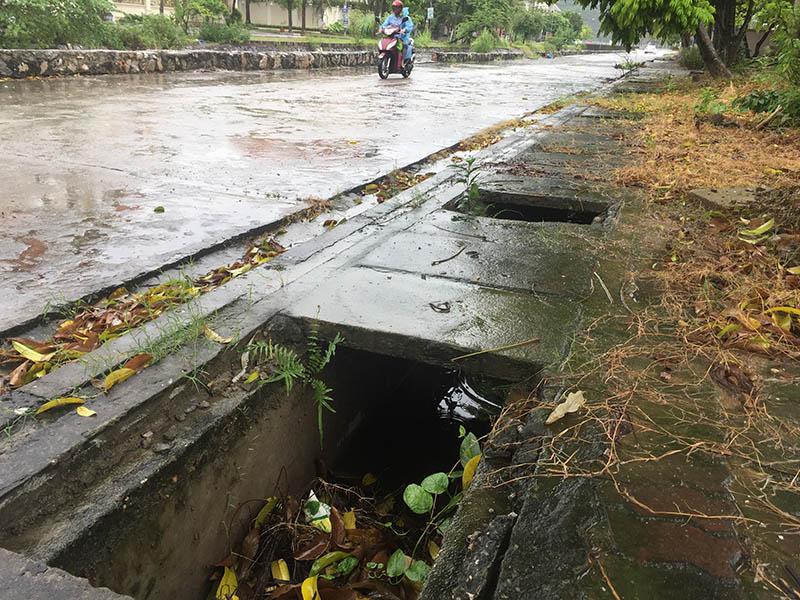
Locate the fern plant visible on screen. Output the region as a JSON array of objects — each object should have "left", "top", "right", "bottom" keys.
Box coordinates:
[{"left": 245, "top": 327, "right": 343, "bottom": 446}]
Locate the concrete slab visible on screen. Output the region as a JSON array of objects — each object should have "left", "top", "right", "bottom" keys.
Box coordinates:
[
  {"left": 284, "top": 266, "right": 580, "bottom": 379},
  {"left": 474, "top": 174, "right": 614, "bottom": 217},
  {"left": 686, "top": 187, "right": 760, "bottom": 211},
  {"left": 0, "top": 547, "right": 131, "bottom": 599},
  {"left": 357, "top": 210, "right": 596, "bottom": 297}
]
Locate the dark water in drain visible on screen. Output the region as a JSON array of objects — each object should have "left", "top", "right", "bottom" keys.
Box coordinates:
[{"left": 325, "top": 349, "right": 507, "bottom": 491}]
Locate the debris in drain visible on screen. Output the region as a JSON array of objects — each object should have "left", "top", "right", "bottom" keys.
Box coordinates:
[{"left": 210, "top": 433, "right": 483, "bottom": 600}]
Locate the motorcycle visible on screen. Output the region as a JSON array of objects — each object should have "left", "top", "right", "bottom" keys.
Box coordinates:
[{"left": 377, "top": 20, "right": 414, "bottom": 79}]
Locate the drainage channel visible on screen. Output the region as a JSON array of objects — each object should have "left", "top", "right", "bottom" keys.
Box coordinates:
[
  {"left": 444, "top": 182, "right": 614, "bottom": 226},
  {"left": 0, "top": 327, "right": 529, "bottom": 600}
]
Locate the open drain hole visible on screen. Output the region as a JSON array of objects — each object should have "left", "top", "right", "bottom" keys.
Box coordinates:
[
  {"left": 444, "top": 189, "right": 610, "bottom": 225},
  {"left": 44, "top": 345, "right": 521, "bottom": 600}
]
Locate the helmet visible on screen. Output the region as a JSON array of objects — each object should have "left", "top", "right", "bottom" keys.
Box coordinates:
[{"left": 392, "top": 0, "right": 403, "bottom": 15}]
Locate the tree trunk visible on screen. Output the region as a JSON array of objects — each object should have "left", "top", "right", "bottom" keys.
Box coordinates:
[
  {"left": 696, "top": 24, "right": 733, "bottom": 78},
  {"left": 287, "top": 0, "right": 293, "bottom": 32},
  {"left": 681, "top": 32, "right": 692, "bottom": 48},
  {"left": 753, "top": 25, "right": 774, "bottom": 57},
  {"left": 245, "top": 0, "right": 250, "bottom": 24},
  {"left": 159, "top": 0, "right": 164, "bottom": 14},
  {"left": 301, "top": 0, "right": 306, "bottom": 33},
  {"left": 712, "top": 0, "right": 737, "bottom": 64}
]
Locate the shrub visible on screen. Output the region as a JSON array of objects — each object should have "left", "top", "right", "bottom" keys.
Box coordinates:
[
  {"left": 349, "top": 10, "right": 376, "bottom": 40},
  {"left": 0, "top": 0, "right": 113, "bottom": 48},
  {"left": 105, "top": 15, "right": 188, "bottom": 49},
  {"left": 198, "top": 21, "right": 250, "bottom": 43},
  {"left": 470, "top": 29, "right": 498, "bottom": 53},
  {"left": 678, "top": 45, "right": 704, "bottom": 70},
  {"left": 324, "top": 20, "right": 345, "bottom": 34},
  {"left": 734, "top": 87, "right": 800, "bottom": 126},
  {"left": 413, "top": 29, "right": 433, "bottom": 47}
]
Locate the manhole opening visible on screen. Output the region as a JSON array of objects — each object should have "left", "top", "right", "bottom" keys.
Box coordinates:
[
  {"left": 445, "top": 190, "right": 609, "bottom": 225},
  {"left": 48, "top": 343, "right": 523, "bottom": 600}
]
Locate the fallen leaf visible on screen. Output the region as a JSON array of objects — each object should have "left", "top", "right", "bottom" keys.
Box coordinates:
[
  {"left": 254, "top": 496, "right": 279, "bottom": 530},
  {"left": 9, "top": 361, "right": 30, "bottom": 387},
  {"left": 428, "top": 540, "right": 440, "bottom": 560},
  {"left": 204, "top": 325, "right": 233, "bottom": 345},
  {"left": 76, "top": 406, "right": 96, "bottom": 417},
  {"left": 35, "top": 396, "right": 85, "bottom": 415},
  {"left": 545, "top": 390, "right": 586, "bottom": 425},
  {"left": 294, "top": 532, "right": 330, "bottom": 561},
  {"left": 342, "top": 510, "right": 356, "bottom": 530},
  {"left": 216, "top": 566, "right": 240, "bottom": 600},
  {"left": 123, "top": 353, "right": 153, "bottom": 372},
  {"left": 11, "top": 340, "right": 55, "bottom": 363},
  {"left": 301, "top": 576, "right": 319, "bottom": 600},
  {"left": 271, "top": 559, "right": 290, "bottom": 582},
  {"left": 104, "top": 367, "right": 137, "bottom": 391}
]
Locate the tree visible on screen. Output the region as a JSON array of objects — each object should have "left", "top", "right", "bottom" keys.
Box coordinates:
[
  {"left": 563, "top": 10, "right": 583, "bottom": 37},
  {"left": 512, "top": 9, "right": 544, "bottom": 42},
  {"left": 173, "top": 0, "right": 227, "bottom": 32},
  {"left": 572, "top": 0, "right": 733, "bottom": 76}
]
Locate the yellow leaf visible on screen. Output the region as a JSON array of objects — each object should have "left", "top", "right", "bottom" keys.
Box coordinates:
[
  {"left": 244, "top": 370, "right": 260, "bottom": 385},
  {"left": 361, "top": 472, "right": 377, "bottom": 487},
  {"left": 717, "top": 323, "right": 741, "bottom": 338},
  {"left": 311, "top": 517, "right": 332, "bottom": 534},
  {"left": 204, "top": 324, "right": 233, "bottom": 345},
  {"left": 787, "top": 266, "right": 800, "bottom": 275},
  {"left": 215, "top": 567, "right": 240, "bottom": 600},
  {"left": 76, "top": 406, "right": 97, "bottom": 417},
  {"left": 364, "top": 184, "right": 379, "bottom": 193},
  {"left": 301, "top": 575, "right": 319, "bottom": 600},
  {"left": 772, "top": 311, "right": 793, "bottom": 332},
  {"left": 739, "top": 218, "right": 775, "bottom": 237},
  {"left": 254, "top": 496, "right": 279, "bottom": 530},
  {"left": 11, "top": 340, "right": 55, "bottom": 363},
  {"left": 271, "top": 559, "right": 290, "bottom": 582},
  {"left": 545, "top": 390, "right": 587, "bottom": 425},
  {"left": 228, "top": 264, "right": 252, "bottom": 278},
  {"left": 463, "top": 453, "right": 481, "bottom": 488},
  {"left": 428, "top": 540, "right": 440, "bottom": 560},
  {"left": 342, "top": 510, "right": 356, "bottom": 530},
  {"left": 104, "top": 367, "right": 136, "bottom": 391},
  {"left": 35, "top": 397, "right": 85, "bottom": 415},
  {"left": 766, "top": 306, "right": 800, "bottom": 316}
]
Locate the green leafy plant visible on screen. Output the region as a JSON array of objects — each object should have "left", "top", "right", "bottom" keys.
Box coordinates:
[
  {"left": 469, "top": 28, "right": 499, "bottom": 53},
  {"left": 694, "top": 88, "right": 727, "bottom": 115},
  {"left": 396, "top": 427, "right": 482, "bottom": 583},
  {"left": 198, "top": 21, "right": 250, "bottom": 43},
  {"left": 245, "top": 326, "right": 343, "bottom": 445},
  {"left": 453, "top": 157, "right": 483, "bottom": 213}
]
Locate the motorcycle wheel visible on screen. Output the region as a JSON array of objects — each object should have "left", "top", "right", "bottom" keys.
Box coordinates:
[
  {"left": 402, "top": 60, "right": 413, "bottom": 78},
  {"left": 378, "top": 54, "right": 391, "bottom": 79}
]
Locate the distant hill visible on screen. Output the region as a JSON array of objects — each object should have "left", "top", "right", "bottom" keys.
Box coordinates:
[{"left": 556, "top": 0, "right": 610, "bottom": 42}]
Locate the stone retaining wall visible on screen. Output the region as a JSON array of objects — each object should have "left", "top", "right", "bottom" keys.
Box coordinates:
[
  {"left": 0, "top": 48, "right": 372, "bottom": 78},
  {"left": 429, "top": 49, "right": 523, "bottom": 63},
  {"left": 0, "top": 47, "right": 524, "bottom": 79}
]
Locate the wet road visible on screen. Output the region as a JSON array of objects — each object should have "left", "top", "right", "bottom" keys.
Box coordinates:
[{"left": 0, "top": 52, "right": 639, "bottom": 332}]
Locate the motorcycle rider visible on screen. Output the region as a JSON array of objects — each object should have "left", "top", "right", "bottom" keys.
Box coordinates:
[{"left": 381, "top": 0, "right": 414, "bottom": 64}]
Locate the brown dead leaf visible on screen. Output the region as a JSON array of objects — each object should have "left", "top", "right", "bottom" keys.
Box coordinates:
[
  {"left": 9, "top": 361, "right": 30, "bottom": 387},
  {"left": 123, "top": 353, "right": 153, "bottom": 373},
  {"left": 294, "top": 532, "right": 330, "bottom": 561}
]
